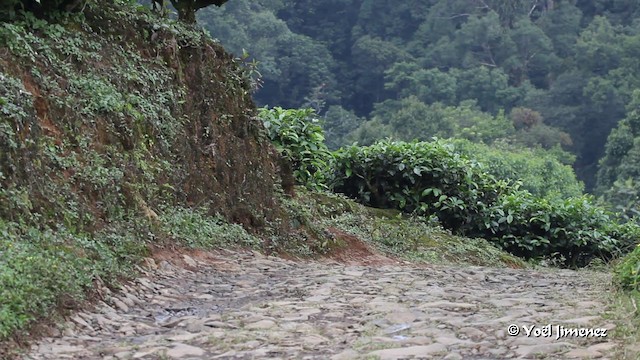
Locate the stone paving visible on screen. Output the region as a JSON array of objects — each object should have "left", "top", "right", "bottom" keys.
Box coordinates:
[{"left": 24, "top": 250, "right": 622, "bottom": 359}]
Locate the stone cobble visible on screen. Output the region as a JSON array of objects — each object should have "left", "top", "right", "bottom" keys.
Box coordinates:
[{"left": 24, "top": 251, "right": 620, "bottom": 359}]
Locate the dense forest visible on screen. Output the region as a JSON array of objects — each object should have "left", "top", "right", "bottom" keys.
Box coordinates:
[{"left": 198, "top": 0, "right": 640, "bottom": 201}]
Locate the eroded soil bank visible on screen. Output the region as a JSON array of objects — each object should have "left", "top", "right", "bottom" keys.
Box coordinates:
[{"left": 22, "top": 250, "right": 627, "bottom": 359}]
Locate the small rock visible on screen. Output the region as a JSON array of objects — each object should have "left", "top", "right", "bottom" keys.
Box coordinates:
[
  {"left": 118, "top": 325, "right": 135, "bottom": 336},
  {"left": 204, "top": 320, "right": 238, "bottom": 329},
  {"left": 142, "top": 258, "right": 157, "bottom": 269},
  {"left": 159, "top": 261, "right": 174, "bottom": 271},
  {"left": 126, "top": 293, "right": 142, "bottom": 304},
  {"left": 159, "top": 317, "right": 190, "bottom": 328},
  {"left": 133, "top": 347, "right": 168, "bottom": 358},
  {"left": 77, "top": 335, "right": 102, "bottom": 341},
  {"left": 562, "top": 316, "right": 601, "bottom": 325},
  {"left": 185, "top": 320, "right": 206, "bottom": 333},
  {"left": 487, "top": 347, "right": 510, "bottom": 357},
  {"left": 588, "top": 342, "right": 617, "bottom": 352},
  {"left": 245, "top": 319, "right": 277, "bottom": 330},
  {"left": 241, "top": 340, "right": 261, "bottom": 349},
  {"left": 421, "top": 301, "right": 476, "bottom": 310},
  {"left": 301, "top": 334, "right": 329, "bottom": 348},
  {"left": 564, "top": 348, "right": 603, "bottom": 358},
  {"left": 112, "top": 298, "right": 129, "bottom": 313},
  {"left": 515, "top": 342, "right": 574, "bottom": 357},
  {"left": 458, "top": 326, "right": 486, "bottom": 340},
  {"left": 120, "top": 296, "right": 135, "bottom": 307},
  {"left": 331, "top": 349, "right": 360, "bottom": 360},
  {"left": 368, "top": 344, "right": 447, "bottom": 359},
  {"left": 167, "top": 332, "right": 203, "bottom": 342},
  {"left": 343, "top": 269, "right": 365, "bottom": 277},
  {"left": 386, "top": 311, "right": 416, "bottom": 324},
  {"left": 183, "top": 255, "right": 198, "bottom": 268},
  {"left": 114, "top": 351, "right": 132, "bottom": 359},
  {"left": 443, "top": 353, "right": 463, "bottom": 360},
  {"left": 166, "top": 343, "right": 205, "bottom": 358},
  {"left": 70, "top": 315, "right": 91, "bottom": 329},
  {"left": 384, "top": 323, "right": 411, "bottom": 334},
  {"left": 212, "top": 350, "right": 237, "bottom": 358},
  {"left": 436, "top": 336, "right": 471, "bottom": 346},
  {"left": 196, "top": 294, "right": 214, "bottom": 300}
]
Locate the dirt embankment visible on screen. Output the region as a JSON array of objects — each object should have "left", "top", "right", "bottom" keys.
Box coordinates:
[
  {"left": 0, "top": 3, "right": 285, "bottom": 233},
  {"left": 0, "top": 3, "right": 292, "bottom": 354}
]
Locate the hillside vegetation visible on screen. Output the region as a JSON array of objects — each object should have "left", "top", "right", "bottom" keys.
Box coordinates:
[
  {"left": 0, "top": 0, "right": 291, "bottom": 346},
  {"left": 202, "top": 0, "right": 640, "bottom": 310}
]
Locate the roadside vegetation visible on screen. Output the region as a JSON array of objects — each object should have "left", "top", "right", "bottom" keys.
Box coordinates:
[
  {"left": 0, "top": 0, "right": 278, "bottom": 349},
  {"left": 259, "top": 106, "right": 640, "bottom": 302}
]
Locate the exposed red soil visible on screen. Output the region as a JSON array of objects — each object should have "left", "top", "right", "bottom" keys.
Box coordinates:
[
  {"left": 323, "top": 227, "right": 401, "bottom": 266},
  {"left": 149, "top": 227, "right": 402, "bottom": 270}
]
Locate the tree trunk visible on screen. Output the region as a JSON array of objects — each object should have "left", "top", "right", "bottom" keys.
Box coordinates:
[{"left": 170, "top": 0, "right": 196, "bottom": 24}]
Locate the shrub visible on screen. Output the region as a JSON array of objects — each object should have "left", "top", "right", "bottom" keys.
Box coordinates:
[
  {"left": 482, "top": 192, "right": 620, "bottom": 265},
  {"left": 331, "top": 139, "right": 509, "bottom": 232},
  {"left": 330, "top": 139, "right": 634, "bottom": 266},
  {"left": 614, "top": 245, "right": 640, "bottom": 291},
  {"left": 259, "top": 107, "right": 331, "bottom": 190}
]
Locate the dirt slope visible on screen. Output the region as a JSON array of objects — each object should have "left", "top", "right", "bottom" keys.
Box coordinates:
[{"left": 0, "top": 2, "right": 283, "bottom": 231}]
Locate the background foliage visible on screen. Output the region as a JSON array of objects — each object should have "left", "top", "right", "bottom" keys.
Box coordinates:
[{"left": 199, "top": 0, "right": 640, "bottom": 193}]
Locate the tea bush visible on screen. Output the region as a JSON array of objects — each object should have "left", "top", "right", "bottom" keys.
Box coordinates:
[
  {"left": 331, "top": 139, "right": 634, "bottom": 265},
  {"left": 331, "top": 139, "right": 508, "bottom": 232},
  {"left": 614, "top": 245, "right": 640, "bottom": 291},
  {"left": 259, "top": 107, "right": 331, "bottom": 190},
  {"left": 481, "top": 191, "right": 620, "bottom": 265}
]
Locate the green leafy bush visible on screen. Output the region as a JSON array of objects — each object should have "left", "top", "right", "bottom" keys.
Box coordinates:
[
  {"left": 482, "top": 192, "right": 620, "bottom": 265},
  {"left": 330, "top": 139, "right": 633, "bottom": 265},
  {"left": 614, "top": 245, "right": 640, "bottom": 291},
  {"left": 260, "top": 107, "right": 331, "bottom": 190},
  {"left": 331, "top": 139, "right": 506, "bottom": 233}
]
